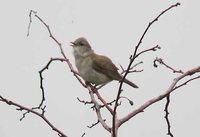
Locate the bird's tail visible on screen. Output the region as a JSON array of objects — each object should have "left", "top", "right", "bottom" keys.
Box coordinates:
[{"left": 123, "top": 78, "right": 139, "bottom": 88}]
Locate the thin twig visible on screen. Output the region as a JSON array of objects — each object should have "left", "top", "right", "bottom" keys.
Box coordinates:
[
  {"left": 37, "top": 58, "right": 67, "bottom": 109},
  {"left": 100, "top": 100, "right": 116, "bottom": 108},
  {"left": 120, "top": 61, "right": 144, "bottom": 75},
  {"left": 77, "top": 97, "right": 93, "bottom": 105},
  {"left": 135, "top": 45, "right": 161, "bottom": 58},
  {"left": 154, "top": 57, "right": 184, "bottom": 73},
  {"left": 173, "top": 75, "right": 200, "bottom": 91},
  {"left": 164, "top": 95, "right": 174, "bottom": 137},
  {"left": 120, "top": 96, "right": 134, "bottom": 106},
  {"left": 27, "top": 10, "right": 36, "bottom": 36},
  {"left": 81, "top": 133, "right": 86, "bottom": 137},
  {"left": 87, "top": 119, "right": 106, "bottom": 128}
]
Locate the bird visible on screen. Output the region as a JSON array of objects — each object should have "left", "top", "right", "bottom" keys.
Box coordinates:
[{"left": 70, "top": 37, "right": 138, "bottom": 88}]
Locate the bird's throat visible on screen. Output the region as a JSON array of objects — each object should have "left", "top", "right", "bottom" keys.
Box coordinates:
[{"left": 73, "top": 47, "right": 94, "bottom": 59}]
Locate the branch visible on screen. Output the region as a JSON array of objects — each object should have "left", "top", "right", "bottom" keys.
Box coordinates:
[
  {"left": 85, "top": 83, "right": 114, "bottom": 115},
  {"left": 27, "top": 10, "right": 36, "bottom": 36},
  {"left": 135, "top": 45, "right": 161, "bottom": 58},
  {"left": 164, "top": 95, "right": 174, "bottom": 137},
  {"left": 81, "top": 133, "right": 86, "bottom": 137},
  {"left": 77, "top": 97, "right": 93, "bottom": 105},
  {"left": 173, "top": 75, "right": 200, "bottom": 90},
  {"left": 87, "top": 119, "right": 106, "bottom": 128},
  {"left": 95, "top": 90, "right": 114, "bottom": 115},
  {"left": 19, "top": 58, "right": 70, "bottom": 120},
  {"left": 88, "top": 88, "right": 111, "bottom": 133},
  {"left": 100, "top": 100, "right": 116, "bottom": 108},
  {"left": 119, "top": 66, "right": 200, "bottom": 127},
  {"left": 154, "top": 57, "right": 184, "bottom": 73},
  {"left": 37, "top": 58, "right": 68, "bottom": 109},
  {"left": 120, "top": 96, "right": 134, "bottom": 106},
  {"left": 112, "top": 2, "right": 181, "bottom": 137},
  {"left": 0, "top": 96, "right": 68, "bottom": 137},
  {"left": 28, "top": 10, "right": 86, "bottom": 88},
  {"left": 120, "top": 61, "right": 144, "bottom": 75}
]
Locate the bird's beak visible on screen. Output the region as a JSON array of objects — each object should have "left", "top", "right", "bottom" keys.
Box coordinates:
[{"left": 70, "top": 42, "right": 75, "bottom": 47}]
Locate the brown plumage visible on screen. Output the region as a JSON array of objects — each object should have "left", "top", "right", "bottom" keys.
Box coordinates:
[{"left": 71, "top": 37, "right": 138, "bottom": 88}]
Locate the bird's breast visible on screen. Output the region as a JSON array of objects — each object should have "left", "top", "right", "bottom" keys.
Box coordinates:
[{"left": 75, "top": 56, "right": 111, "bottom": 84}]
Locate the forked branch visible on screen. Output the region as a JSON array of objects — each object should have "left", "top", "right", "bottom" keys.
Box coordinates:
[
  {"left": 0, "top": 96, "right": 68, "bottom": 137},
  {"left": 119, "top": 66, "right": 200, "bottom": 126}
]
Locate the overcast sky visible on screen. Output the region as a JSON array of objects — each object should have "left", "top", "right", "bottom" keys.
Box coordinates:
[{"left": 0, "top": 0, "right": 200, "bottom": 137}]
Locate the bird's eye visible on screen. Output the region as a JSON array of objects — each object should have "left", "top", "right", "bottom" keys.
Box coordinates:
[{"left": 80, "top": 43, "right": 84, "bottom": 46}]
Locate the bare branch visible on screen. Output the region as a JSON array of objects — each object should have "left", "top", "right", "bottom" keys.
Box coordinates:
[
  {"left": 84, "top": 83, "right": 114, "bottom": 115},
  {"left": 173, "top": 75, "right": 200, "bottom": 90},
  {"left": 19, "top": 110, "right": 30, "bottom": 121},
  {"left": 100, "top": 100, "right": 116, "bottom": 108},
  {"left": 27, "top": 10, "right": 37, "bottom": 36},
  {"left": 81, "top": 133, "right": 86, "bottom": 137},
  {"left": 38, "top": 58, "right": 67, "bottom": 109},
  {"left": 120, "top": 96, "right": 134, "bottom": 106},
  {"left": 119, "top": 66, "right": 200, "bottom": 127},
  {"left": 120, "top": 61, "right": 144, "bottom": 75},
  {"left": 154, "top": 57, "right": 184, "bottom": 73},
  {"left": 95, "top": 90, "right": 114, "bottom": 115},
  {"left": 88, "top": 88, "right": 111, "bottom": 133},
  {"left": 112, "top": 3, "right": 181, "bottom": 137},
  {"left": 87, "top": 119, "right": 106, "bottom": 128},
  {"left": 164, "top": 95, "right": 174, "bottom": 137},
  {"left": 19, "top": 58, "right": 70, "bottom": 120},
  {"left": 135, "top": 45, "right": 161, "bottom": 58},
  {"left": 0, "top": 96, "right": 68, "bottom": 137},
  {"left": 28, "top": 10, "right": 86, "bottom": 88},
  {"left": 77, "top": 97, "right": 93, "bottom": 105},
  {"left": 26, "top": 11, "right": 88, "bottom": 120}
]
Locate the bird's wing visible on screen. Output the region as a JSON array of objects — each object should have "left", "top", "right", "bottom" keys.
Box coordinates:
[{"left": 91, "top": 54, "right": 121, "bottom": 80}]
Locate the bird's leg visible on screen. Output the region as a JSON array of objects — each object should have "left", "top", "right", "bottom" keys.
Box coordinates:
[
  {"left": 85, "top": 81, "right": 97, "bottom": 93},
  {"left": 96, "top": 83, "right": 107, "bottom": 89}
]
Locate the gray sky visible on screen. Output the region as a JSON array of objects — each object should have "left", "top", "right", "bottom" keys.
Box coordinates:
[{"left": 0, "top": 0, "right": 200, "bottom": 137}]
